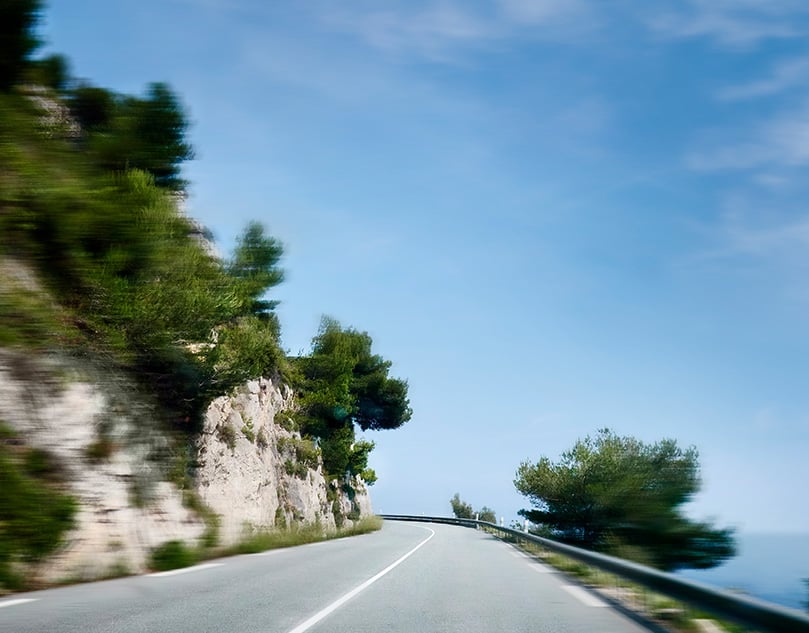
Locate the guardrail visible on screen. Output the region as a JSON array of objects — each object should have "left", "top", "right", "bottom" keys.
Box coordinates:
[{"left": 379, "top": 514, "right": 809, "bottom": 633}]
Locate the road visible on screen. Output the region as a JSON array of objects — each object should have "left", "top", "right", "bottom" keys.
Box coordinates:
[{"left": 1, "top": 520, "right": 652, "bottom": 633}]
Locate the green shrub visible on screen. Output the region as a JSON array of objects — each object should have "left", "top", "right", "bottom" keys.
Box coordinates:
[
  {"left": 284, "top": 458, "right": 308, "bottom": 479},
  {"left": 149, "top": 540, "right": 195, "bottom": 571},
  {"left": 218, "top": 423, "right": 236, "bottom": 449},
  {"left": 0, "top": 431, "right": 77, "bottom": 590},
  {"left": 274, "top": 506, "right": 287, "bottom": 530},
  {"left": 85, "top": 436, "right": 115, "bottom": 462},
  {"left": 242, "top": 425, "right": 255, "bottom": 443}
]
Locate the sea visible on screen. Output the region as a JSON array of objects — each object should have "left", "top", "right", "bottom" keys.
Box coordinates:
[{"left": 677, "top": 532, "right": 809, "bottom": 611}]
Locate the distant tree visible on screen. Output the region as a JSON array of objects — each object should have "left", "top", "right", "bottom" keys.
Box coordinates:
[
  {"left": 227, "top": 221, "right": 284, "bottom": 320},
  {"left": 450, "top": 495, "right": 496, "bottom": 522},
  {"left": 514, "top": 428, "right": 736, "bottom": 571},
  {"left": 31, "top": 53, "right": 69, "bottom": 90},
  {"left": 0, "top": 0, "right": 42, "bottom": 90},
  {"left": 297, "top": 318, "right": 411, "bottom": 437},
  {"left": 293, "top": 317, "right": 410, "bottom": 480},
  {"left": 69, "top": 83, "right": 115, "bottom": 130},
  {"left": 450, "top": 493, "right": 474, "bottom": 519},
  {"left": 92, "top": 82, "right": 193, "bottom": 189},
  {"left": 478, "top": 506, "right": 497, "bottom": 523}
]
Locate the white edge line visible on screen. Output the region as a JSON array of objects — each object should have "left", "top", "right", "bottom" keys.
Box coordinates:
[
  {"left": 147, "top": 563, "right": 224, "bottom": 578},
  {"left": 529, "top": 563, "right": 553, "bottom": 574},
  {"left": 0, "top": 598, "right": 38, "bottom": 609},
  {"left": 286, "top": 526, "right": 436, "bottom": 633},
  {"left": 561, "top": 584, "right": 608, "bottom": 607}
]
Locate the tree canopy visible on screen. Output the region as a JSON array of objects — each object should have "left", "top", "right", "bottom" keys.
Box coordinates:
[
  {"left": 514, "top": 429, "right": 735, "bottom": 571},
  {"left": 294, "top": 318, "right": 411, "bottom": 479},
  {"left": 0, "top": 0, "right": 42, "bottom": 90},
  {"left": 450, "top": 493, "right": 496, "bottom": 523}
]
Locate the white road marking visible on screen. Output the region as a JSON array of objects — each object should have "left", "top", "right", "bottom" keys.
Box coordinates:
[
  {"left": 529, "top": 563, "right": 553, "bottom": 574},
  {"left": 561, "top": 584, "right": 607, "bottom": 607},
  {"left": 0, "top": 598, "right": 38, "bottom": 609},
  {"left": 147, "top": 563, "right": 224, "bottom": 578},
  {"left": 286, "top": 526, "right": 436, "bottom": 633}
]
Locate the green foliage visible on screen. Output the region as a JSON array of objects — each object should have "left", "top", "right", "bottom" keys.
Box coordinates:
[
  {"left": 149, "top": 540, "right": 196, "bottom": 572},
  {"left": 227, "top": 221, "right": 284, "bottom": 319},
  {"left": 217, "top": 423, "right": 237, "bottom": 450},
  {"left": 242, "top": 425, "right": 255, "bottom": 443},
  {"left": 208, "top": 316, "right": 284, "bottom": 391},
  {"left": 1, "top": 82, "right": 288, "bottom": 431},
  {"left": 449, "top": 494, "right": 495, "bottom": 522},
  {"left": 88, "top": 83, "right": 193, "bottom": 190},
  {"left": 274, "top": 506, "right": 287, "bottom": 530},
  {"left": 68, "top": 83, "right": 115, "bottom": 130},
  {"left": 30, "top": 53, "right": 69, "bottom": 91},
  {"left": 227, "top": 516, "right": 382, "bottom": 556},
  {"left": 85, "top": 436, "right": 115, "bottom": 462},
  {"left": 0, "top": 425, "right": 77, "bottom": 589},
  {"left": 284, "top": 458, "right": 308, "bottom": 479},
  {"left": 293, "top": 317, "right": 410, "bottom": 480},
  {"left": 359, "top": 467, "right": 377, "bottom": 485},
  {"left": 478, "top": 506, "right": 497, "bottom": 523},
  {"left": 514, "top": 428, "right": 736, "bottom": 571},
  {"left": 296, "top": 317, "right": 411, "bottom": 435},
  {"left": 450, "top": 493, "right": 474, "bottom": 519},
  {"left": 0, "top": 0, "right": 42, "bottom": 90}
]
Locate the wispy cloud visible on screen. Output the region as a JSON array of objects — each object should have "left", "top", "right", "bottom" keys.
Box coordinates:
[
  {"left": 688, "top": 101, "right": 809, "bottom": 171},
  {"left": 332, "top": 4, "right": 495, "bottom": 60},
  {"left": 714, "top": 211, "right": 809, "bottom": 259},
  {"left": 718, "top": 56, "right": 809, "bottom": 100},
  {"left": 649, "top": 0, "right": 809, "bottom": 48},
  {"left": 320, "top": 0, "right": 597, "bottom": 62}
]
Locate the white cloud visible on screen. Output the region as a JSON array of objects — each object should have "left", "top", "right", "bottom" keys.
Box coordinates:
[
  {"left": 718, "top": 57, "right": 809, "bottom": 101},
  {"left": 688, "top": 101, "right": 809, "bottom": 171},
  {"left": 320, "top": 0, "right": 597, "bottom": 62},
  {"left": 718, "top": 212, "right": 809, "bottom": 258},
  {"left": 341, "top": 4, "right": 495, "bottom": 60},
  {"left": 497, "top": 0, "right": 590, "bottom": 25},
  {"left": 649, "top": 0, "right": 809, "bottom": 48}
]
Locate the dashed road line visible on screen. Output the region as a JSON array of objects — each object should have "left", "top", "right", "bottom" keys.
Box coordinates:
[
  {"left": 148, "top": 563, "right": 224, "bottom": 578},
  {"left": 561, "top": 584, "right": 607, "bottom": 607},
  {"left": 0, "top": 598, "right": 38, "bottom": 609},
  {"left": 285, "top": 526, "right": 435, "bottom": 633}
]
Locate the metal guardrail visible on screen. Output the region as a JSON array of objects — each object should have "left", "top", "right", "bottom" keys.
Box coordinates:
[{"left": 380, "top": 514, "right": 809, "bottom": 633}]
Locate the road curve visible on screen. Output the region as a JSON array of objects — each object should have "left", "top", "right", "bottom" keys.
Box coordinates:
[{"left": 1, "top": 520, "right": 650, "bottom": 633}]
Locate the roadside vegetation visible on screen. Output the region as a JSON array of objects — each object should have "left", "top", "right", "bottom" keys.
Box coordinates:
[
  {"left": 515, "top": 429, "right": 736, "bottom": 572},
  {"left": 449, "top": 494, "right": 496, "bottom": 524},
  {"left": 0, "top": 2, "right": 408, "bottom": 590},
  {"left": 148, "top": 516, "right": 383, "bottom": 572}
]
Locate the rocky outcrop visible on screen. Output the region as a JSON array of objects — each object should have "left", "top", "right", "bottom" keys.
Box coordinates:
[
  {"left": 0, "top": 351, "right": 372, "bottom": 583},
  {"left": 196, "top": 378, "right": 372, "bottom": 546},
  {"left": 0, "top": 352, "right": 206, "bottom": 582}
]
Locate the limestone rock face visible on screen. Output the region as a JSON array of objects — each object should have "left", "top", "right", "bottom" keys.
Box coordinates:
[
  {"left": 0, "top": 352, "right": 372, "bottom": 583},
  {"left": 196, "top": 378, "right": 372, "bottom": 546},
  {"left": 0, "top": 352, "right": 205, "bottom": 582}
]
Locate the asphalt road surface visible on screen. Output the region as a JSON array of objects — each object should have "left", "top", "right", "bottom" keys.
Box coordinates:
[{"left": 1, "top": 520, "right": 652, "bottom": 633}]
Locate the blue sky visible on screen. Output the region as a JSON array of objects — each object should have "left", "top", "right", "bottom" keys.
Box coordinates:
[{"left": 43, "top": 0, "right": 809, "bottom": 533}]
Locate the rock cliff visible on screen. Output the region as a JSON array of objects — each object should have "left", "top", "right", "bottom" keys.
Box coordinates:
[{"left": 0, "top": 351, "right": 371, "bottom": 583}]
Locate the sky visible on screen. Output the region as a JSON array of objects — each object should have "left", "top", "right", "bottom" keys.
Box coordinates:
[{"left": 41, "top": 0, "right": 809, "bottom": 534}]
